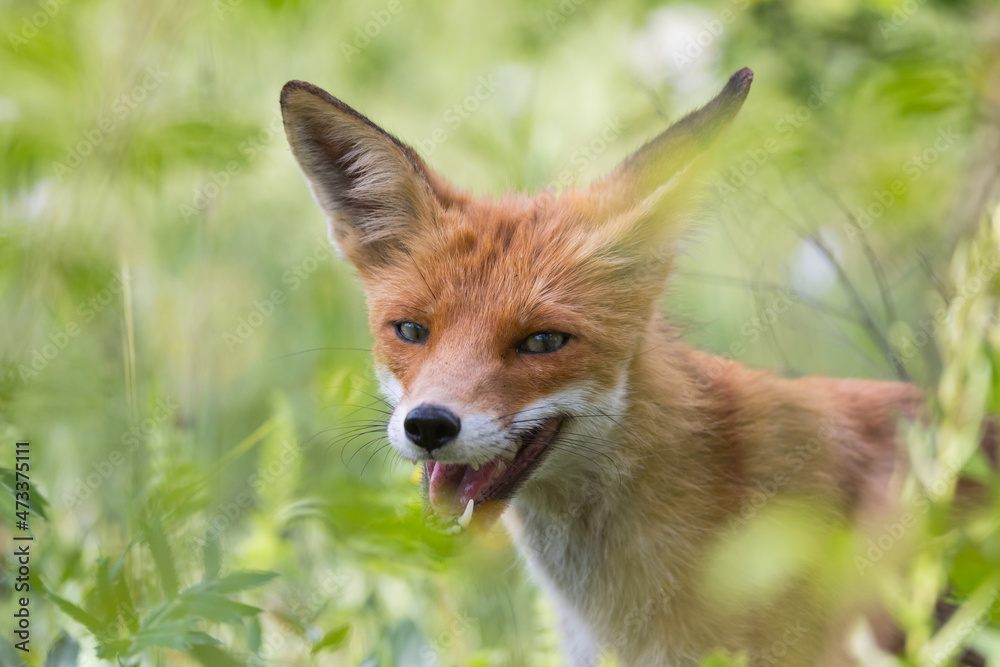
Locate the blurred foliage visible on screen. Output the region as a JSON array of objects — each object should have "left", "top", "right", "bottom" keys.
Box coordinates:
[
  {"left": 703, "top": 208, "right": 1000, "bottom": 666},
  {"left": 1, "top": 0, "right": 1000, "bottom": 664}
]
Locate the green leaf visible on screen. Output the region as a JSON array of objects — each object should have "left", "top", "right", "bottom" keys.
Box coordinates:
[
  {"left": 246, "top": 616, "right": 263, "bottom": 655},
  {"left": 168, "top": 591, "right": 262, "bottom": 625},
  {"left": 951, "top": 542, "right": 993, "bottom": 597},
  {"left": 142, "top": 513, "right": 179, "bottom": 599},
  {"left": 190, "top": 570, "right": 278, "bottom": 595},
  {"left": 38, "top": 580, "right": 106, "bottom": 637},
  {"left": 188, "top": 644, "right": 243, "bottom": 667},
  {"left": 93, "top": 557, "right": 115, "bottom": 625},
  {"left": 203, "top": 531, "right": 221, "bottom": 581},
  {"left": 131, "top": 618, "right": 217, "bottom": 653},
  {"left": 0, "top": 466, "right": 51, "bottom": 520},
  {"left": 185, "top": 631, "right": 224, "bottom": 646},
  {"left": 94, "top": 638, "right": 132, "bottom": 660},
  {"left": 311, "top": 624, "right": 350, "bottom": 655},
  {"left": 113, "top": 573, "right": 140, "bottom": 634}
]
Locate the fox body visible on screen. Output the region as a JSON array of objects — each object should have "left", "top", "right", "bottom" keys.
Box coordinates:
[{"left": 281, "top": 69, "right": 923, "bottom": 665}]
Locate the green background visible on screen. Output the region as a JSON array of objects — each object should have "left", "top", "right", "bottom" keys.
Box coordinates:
[{"left": 2, "top": 0, "right": 1000, "bottom": 664}]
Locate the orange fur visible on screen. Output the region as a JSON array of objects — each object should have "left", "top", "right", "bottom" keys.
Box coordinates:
[{"left": 281, "top": 70, "right": 932, "bottom": 665}]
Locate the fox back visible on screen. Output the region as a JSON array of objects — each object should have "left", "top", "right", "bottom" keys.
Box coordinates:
[{"left": 281, "top": 69, "right": 924, "bottom": 665}]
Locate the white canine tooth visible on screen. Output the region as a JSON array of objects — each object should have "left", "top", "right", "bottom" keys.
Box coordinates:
[
  {"left": 457, "top": 499, "right": 474, "bottom": 529},
  {"left": 496, "top": 460, "right": 507, "bottom": 475},
  {"left": 471, "top": 462, "right": 480, "bottom": 471}
]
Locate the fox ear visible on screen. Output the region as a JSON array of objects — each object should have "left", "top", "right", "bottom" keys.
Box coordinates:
[
  {"left": 281, "top": 81, "right": 450, "bottom": 266},
  {"left": 589, "top": 68, "right": 753, "bottom": 251}
]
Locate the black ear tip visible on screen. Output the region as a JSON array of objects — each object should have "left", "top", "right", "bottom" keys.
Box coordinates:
[
  {"left": 726, "top": 67, "right": 754, "bottom": 96},
  {"left": 280, "top": 80, "right": 310, "bottom": 108},
  {"left": 280, "top": 80, "right": 335, "bottom": 110},
  {"left": 707, "top": 67, "right": 752, "bottom": 118},
  {"left": 732, "top": 67, "right": 753, "bottom": 85}
]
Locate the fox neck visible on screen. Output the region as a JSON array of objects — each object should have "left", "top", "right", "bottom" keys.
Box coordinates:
[
  {"left": 504, "top": 318, "right": 840, "bottom": 646},
  {"left": 505, "top": 315, "right": 917, "bottom": 660}
]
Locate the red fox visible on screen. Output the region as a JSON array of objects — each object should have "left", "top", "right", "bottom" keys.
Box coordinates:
[{"left": 280, "top": 69, "right": 933, "bottom": 665}]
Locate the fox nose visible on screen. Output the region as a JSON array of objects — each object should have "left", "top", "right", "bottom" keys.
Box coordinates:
[{"left": 404, "top": 404, "right": 461, "bottom": 452}]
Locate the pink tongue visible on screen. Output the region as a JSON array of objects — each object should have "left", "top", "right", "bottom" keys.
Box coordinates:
[{"left": 428, "top": 459, "right": 500, "bottom": 516}]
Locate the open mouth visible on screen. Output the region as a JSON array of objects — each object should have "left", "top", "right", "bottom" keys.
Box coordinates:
[{"left": 425, "top": 416, "right": 563, "bottom": 523}]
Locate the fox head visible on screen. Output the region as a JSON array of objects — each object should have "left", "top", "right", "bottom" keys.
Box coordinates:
[{"left": 281, "top": 69, "right": 752, "bottom": 525}]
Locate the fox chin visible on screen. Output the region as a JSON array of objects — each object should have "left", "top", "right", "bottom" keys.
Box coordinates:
[{"left": 280, "top": 69, "right": 931, "bottom": 666}]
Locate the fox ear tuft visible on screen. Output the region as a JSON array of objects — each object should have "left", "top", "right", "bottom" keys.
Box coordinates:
[
  {"left": 580, "top": 69, "right": 752, "bottom": 281},
  {"left": 280, "top": 81, "right": 445, "bottom": 265},
  {"left": 609, "top": 67, "right": 752, "bottom": 196},
  {"left": 594, "top": 68, "right": 752, "bottom": 223}
]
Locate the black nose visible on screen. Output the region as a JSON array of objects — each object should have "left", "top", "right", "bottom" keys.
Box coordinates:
[{"left": 404, "top": 404, "right": 461, "bottom": 452}]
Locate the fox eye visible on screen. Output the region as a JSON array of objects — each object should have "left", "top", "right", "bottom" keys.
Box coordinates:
[
  {"left": 395, "top": 321, "right": 429, "bottom": 344},
  {"left": 518, "top": 331, "right": 569, "bottom": 354}
]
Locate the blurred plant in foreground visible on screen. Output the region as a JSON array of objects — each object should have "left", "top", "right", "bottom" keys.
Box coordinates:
[{"left": 701, "top": 201, "right": 1000, "bottom": 666}]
